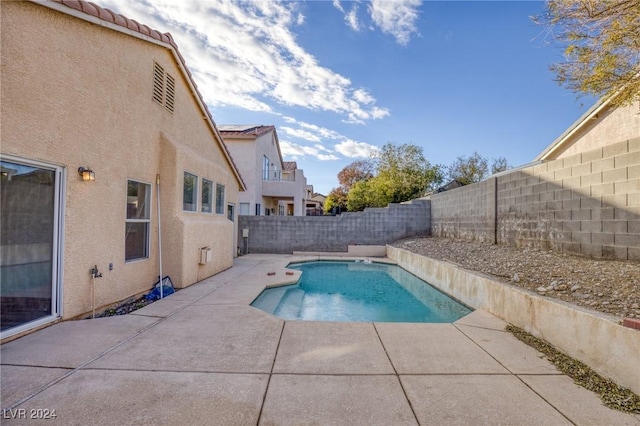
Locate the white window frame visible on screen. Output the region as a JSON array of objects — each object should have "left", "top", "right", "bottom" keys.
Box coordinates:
[
  {"left": 183, "top": 171, "right": 198, "bottom": 212},
  {"left": 125, "top": 179, "right": 152, "bottom": 262},
  {"left": 0, "top": 154, "right": 65, "bottom": 339}
]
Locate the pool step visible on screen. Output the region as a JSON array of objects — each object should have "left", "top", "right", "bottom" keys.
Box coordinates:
[
  {"left": 275, "top": 288, "right": 305, "bottom": 318},
  {"left": 254, "top": 286, "right": 290, "bottom": 313}
]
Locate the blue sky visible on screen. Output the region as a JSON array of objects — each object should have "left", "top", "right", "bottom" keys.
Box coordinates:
[{"left": 101, "top": 0, "right": 597, "bottom": 195}]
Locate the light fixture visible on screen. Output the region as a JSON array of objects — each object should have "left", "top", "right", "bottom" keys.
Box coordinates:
[{"left": 78, "top": 167, "right": 95, "bottom": 181}]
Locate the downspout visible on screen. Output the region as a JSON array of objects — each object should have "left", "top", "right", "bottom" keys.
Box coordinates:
[{"left": 156, "top": 174, "right": 164, "bottom": 299}]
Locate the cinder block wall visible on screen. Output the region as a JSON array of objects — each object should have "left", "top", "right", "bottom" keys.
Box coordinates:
[
  {"left": 238, "top": 200, "right": 430, "bottom": 253},
  {"left": 430, "top": 178, "right": 497, "bottom": 243},
  {"left": 431, "top": 137, "right": 640, "bottom": 260}
]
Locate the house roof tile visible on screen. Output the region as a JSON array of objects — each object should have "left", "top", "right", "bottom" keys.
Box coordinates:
[
  {"left": 282, "top": 161, "right": 297, "bottom": 171},
  {"left": 218, "top": 125, "right": 276, "bottom": 138}
]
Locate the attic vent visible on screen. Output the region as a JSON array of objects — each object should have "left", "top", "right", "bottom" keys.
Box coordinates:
[
  {"left": 152, "top": 62, "right": 175, "bottom": 114},
  {"left": 165, "top": 74, "right": 175, "bottom": 113},
  {"left": 152, "top": 62, "right": 164, "bottom": 105}
]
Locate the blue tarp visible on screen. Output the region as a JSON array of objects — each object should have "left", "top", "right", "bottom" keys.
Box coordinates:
[{"left": 145, "top": 276, "right": 175, "bottom": 301}]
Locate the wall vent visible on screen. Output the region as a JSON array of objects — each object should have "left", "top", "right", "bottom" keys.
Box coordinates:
[
  {"left": 165, "top": 74, "right": 175, "bottom": 113},
  {"left": 152, "top": 62, "right": 175, "bottom": 114},
  {"left": 152, "top": 62, "right": 164, "bottom": 105}
]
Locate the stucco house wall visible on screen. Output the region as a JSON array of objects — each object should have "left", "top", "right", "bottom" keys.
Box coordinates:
[
  {"left": 221, "top": 126, "right": 308, "bottom": 216},
  {"left": 1, "top": 1, "right": 243, "bottom": 335},
  {"left": 537, "top": 101, "right": 640, "bottom": 160}
]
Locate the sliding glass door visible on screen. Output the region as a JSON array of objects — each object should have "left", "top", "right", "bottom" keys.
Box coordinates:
[{"left": 1, "top": 157, "right": 62, "bottom": 337}]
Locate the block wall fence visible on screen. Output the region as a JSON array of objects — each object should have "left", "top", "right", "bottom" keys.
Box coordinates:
[
  {"left": 431, "top": 137, "right": 640, "bottom": 261},
  {"left": 237, "top": 138, "right": 638, "bottom": 259},
  {"left": 238, "top": 200, "right": 430, "bottom": 254}
]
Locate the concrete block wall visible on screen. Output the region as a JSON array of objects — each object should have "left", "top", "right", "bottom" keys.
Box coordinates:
[
  {"left": 430, "top": 178, "right": 497, "bottom": 243},
  {"left": 497, "top": 138, "right": 639, "bottom": 260},
  {"left": 431, "top": 137, "right": 640, "bottom": 261},
  {"left": 238, "top": 200, "right": 430, "bottom": 254}
]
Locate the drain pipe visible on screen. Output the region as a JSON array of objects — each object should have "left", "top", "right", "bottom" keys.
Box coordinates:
[{"left": 156, "top": 174, "right": 164, "bottom": 299}]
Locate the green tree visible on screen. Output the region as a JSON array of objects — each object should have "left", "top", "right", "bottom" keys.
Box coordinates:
[
  {"left": 534, "top": 0, "right": 640, "bottom": 107},
  {"left": 346, "top": 143, "right": 443, "bottom": 211},
  {"left": 324, "top": 187, "right": 348, "bottom": 214},
  {"left": 324, "top": 160, "right": 373, "bottom": 214}
]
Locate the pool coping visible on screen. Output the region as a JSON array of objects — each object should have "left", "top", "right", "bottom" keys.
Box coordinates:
[{"left": 387, "top": 245, "right": 640, "bottom": 395}]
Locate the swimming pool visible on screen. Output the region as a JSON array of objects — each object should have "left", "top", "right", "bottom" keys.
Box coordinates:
[{"left": 251, "top": 261, "right": 472, "bottom": 323}]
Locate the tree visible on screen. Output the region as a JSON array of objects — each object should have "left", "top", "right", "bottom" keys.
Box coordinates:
[
  {"left": 491, "top": 156, "right": 510, "bottom": 174},
  {"left": 324, "top": 187, "right": 348, "bottom": 214},
  {"left": 324, "top": 160, "right": 373, "bottom": 214},
  {"left": 447, "top": 152, "right": 511, "bottom": 184},
  {"left": 447, "top": 152, "right": 488, "bottom": 185},
  {"left": 337, "top": 160, "right": 374, "bottom": 188},
  {"left": 346, "top": 143, "right": 443, "bottom": 211},
  {"left": 534, "top": 0, "right": 640, "bottom": 107}
]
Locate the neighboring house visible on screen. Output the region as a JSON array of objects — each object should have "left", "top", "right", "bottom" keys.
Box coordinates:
[
  {"left": 536, "top": 99, "right": 640, "bottom": 160},
  {"left": 219, "top": 125, "right": 308, "bottom": 216},
  {"left": 305, "top": 186, "right": 326, "bottom": 215},
  {"left": 1, "top": 0, "right": 245, "bottom": 340}
]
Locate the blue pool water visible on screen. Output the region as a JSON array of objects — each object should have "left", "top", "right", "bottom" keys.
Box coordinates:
[{"left": 251, "top": 261, "right": 472, "bottom": 323}]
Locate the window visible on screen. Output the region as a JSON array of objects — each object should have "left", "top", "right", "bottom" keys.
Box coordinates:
[
  {"left": 278, "top": 205, "right": 285, "bottom": 216},
  {"left": 227, "top": 204, "right": 235, "bottom": 221},
  {"left": 239, "top": 203, "right": 250, "bottom": 215},
  {"left": 215, "top": 183, "right": 225, "bottom": 214},
  {"left": 255, "top": 203, "right": 261, "bottom": 216},
  {"left": 263, "top": 155, "right": 270, "bottom": 180},
  {"left": 201, "top": 179, "right": 213, "bottom": 213},
  {"left": 183, "top": 172, "right": 197, "bottom": 212},
  {"left": 152, "top": 62, "right": 175, "bottom": 113},
  {"left": 126, "top": 180, "right": 151, "bottom": 262}
]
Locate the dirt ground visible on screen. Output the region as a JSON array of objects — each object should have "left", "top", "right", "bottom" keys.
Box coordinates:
[{"left": 391, "top": 236, "right": 640, "bottom": 321}]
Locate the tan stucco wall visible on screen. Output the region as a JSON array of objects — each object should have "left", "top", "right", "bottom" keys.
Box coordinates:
[
  {"left": 1, "top": 2, "right": 239, "bottom": 320},
  {"left": 552, "top": 102, "right": 640, "bottom": 159}
]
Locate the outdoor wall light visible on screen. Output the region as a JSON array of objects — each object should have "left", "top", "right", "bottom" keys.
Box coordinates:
[{"left": 78, "top": 167, "right": 95, "bottom": 181}]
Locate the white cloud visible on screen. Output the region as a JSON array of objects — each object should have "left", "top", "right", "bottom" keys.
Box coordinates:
[
  {"left": 335, "top": 140, "right": 379, "bottom": 158},
  {"left": 345, "top": 4, "right": 360, "bottom": 31},
  {"left": 369, "top": 0, "right": 421, "bottom": 45},
  {"left": 280, "top": 126, "right": 322, "bottom": 143},
  {"left": 280, "top": 141, "right": 339, "bottom": 161},
  {"left": 99, "top": 0, "right": 388, "bottom": 122},
  {"left": 332, "top": 0, "right": 344, "bottom": 13}
]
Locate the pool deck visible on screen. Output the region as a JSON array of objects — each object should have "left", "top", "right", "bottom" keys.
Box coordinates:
[{"left": 2, "top": 254, "right": 638, "bottom": 425}]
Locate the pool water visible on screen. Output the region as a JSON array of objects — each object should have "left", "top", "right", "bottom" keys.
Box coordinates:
[{"left": 251, "top": 261, "right": 472, "bottom": 323}]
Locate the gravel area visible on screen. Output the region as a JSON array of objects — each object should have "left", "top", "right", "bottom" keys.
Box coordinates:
[{"left": 392, "top": 236, "right": 640, "bottom": 321}]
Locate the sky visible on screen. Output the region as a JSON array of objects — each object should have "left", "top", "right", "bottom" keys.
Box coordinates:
[{"left": 100, "top": 0, "right": 598, "bottom": 195}]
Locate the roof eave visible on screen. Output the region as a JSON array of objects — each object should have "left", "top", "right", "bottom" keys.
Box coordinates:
[{"left": 34, "top": 0, "right": 247, "bottom": 191}]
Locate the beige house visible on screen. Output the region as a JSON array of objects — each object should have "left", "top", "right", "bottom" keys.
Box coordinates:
[
  {"left": 219, "top": 125, "right": 308, "bottom": 216},
  {"left": 536, "top": 98, "right": 640, "bottom": 160},
  {"left": 1, "top": 0, "right": 245, "bottom": 340},
  {"left": 305, "top": 186, "right": 326, "bottom": 215}
]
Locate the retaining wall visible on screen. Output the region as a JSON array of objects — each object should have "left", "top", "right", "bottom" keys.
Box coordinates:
[
  {"left": 388, "top": 245, "right": 640, "bottom": 395},
  {"left": 431, "top": 137, "right": 640, "bottom": 260},
  {"left": 238, "top": 200, "right": 430, "bottom": 254}
]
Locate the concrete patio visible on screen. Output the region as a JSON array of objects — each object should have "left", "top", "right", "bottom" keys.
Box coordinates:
[{"left": 2, "top": 254, "right": 638, "bottom": 425}]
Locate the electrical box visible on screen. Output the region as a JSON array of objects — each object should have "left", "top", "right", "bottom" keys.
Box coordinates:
[
  {"left": 242, "top": 228, "right": 249, "bottom": 238},
  {"left": 199, "top": 247, "right": 212, "bottom": 264}
]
